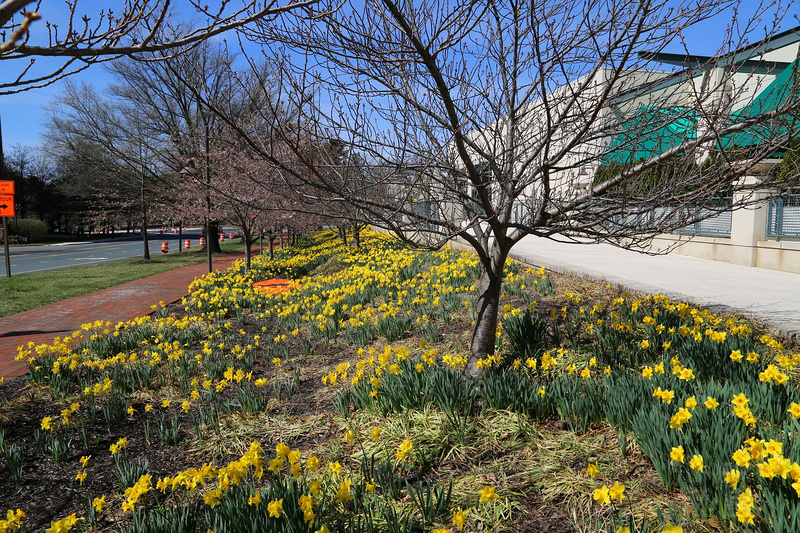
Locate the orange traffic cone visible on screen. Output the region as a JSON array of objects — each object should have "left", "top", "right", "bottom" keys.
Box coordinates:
[
  {"left": 161, "top": 241, "right": 168, "bottom": 254},
  {"left": 184, "top": 239, "right": 191, "bottom": 250}
]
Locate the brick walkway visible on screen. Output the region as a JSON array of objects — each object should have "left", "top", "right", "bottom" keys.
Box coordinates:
[{"left": 0, "top": 254, "right": 244, "bottom": 380}]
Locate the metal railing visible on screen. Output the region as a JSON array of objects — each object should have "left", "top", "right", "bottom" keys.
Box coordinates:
[
  {"left": 767, "top": 193, "right": 800, "bottom": 241},
  {"left": 675, "top": 198, "right": 733, "bottom": 237}
]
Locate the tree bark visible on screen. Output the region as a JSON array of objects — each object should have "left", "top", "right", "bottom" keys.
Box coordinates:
[
  {"left": 467, "top": 246, "right": 508, "bottom": 376},
  {"left": 243, "top": 231, "right": 252, "bottom": 271},
  {"left": 206, "top": 221, "right": 222, "bottom": 253},
  {"left": 268, "top": 232, "right": 275, "bottom": 259},
  {"left": 353, "top": 222, "right": 360, "bottom": 249}
]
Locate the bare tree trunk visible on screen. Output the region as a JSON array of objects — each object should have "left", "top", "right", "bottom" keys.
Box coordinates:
[
  {"left": 339, "top": 226, "right": 347, "bottom": 246},
  {"left": 467, "top": 246, "right": 507, "bottom": 376},
  {"left": 243, "top": 231, "right": 252, "bottom": 271},
  {"left": 353, "top": 222, "right": 360, "bottom": 249},
  {"left": 206, "top": 221, "right": 222, "bottom": 253},
  {"left": 268, "top": 231, "right": 275, "bottom": 259}
]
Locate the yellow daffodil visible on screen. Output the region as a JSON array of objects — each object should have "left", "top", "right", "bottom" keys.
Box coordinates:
[
  {"left": 452, "top": 507, "right": 466, "bottom": 530},
  {"left": 689, "top": 454, "right": 704, "bottom": 472},
  {"left": 92, "top": 495, "right": 106, "bottom": 512},
  {"left": 267, "top": 499, "right": 283, "bottom": 518},
  {"left": 608, "top": 481, "right": 625, "bottom": 502},
  {"left": 478, "top": 486, "right": 499, "bottom": 503},
  {"left": 249, "top": 492, "right": 262, "bottom": 507},
  {"left": 670, "top": 446, "right": 685, "bottom": 463},
  {"left": 336, "top": 478, "right": 354, "bottom": 503},
  {"left": 593, "top": 485, "right": 611, "bottom": 506}
]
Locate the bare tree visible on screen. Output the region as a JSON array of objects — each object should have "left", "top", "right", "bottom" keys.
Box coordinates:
[
  {"left": 44, "top": 81, "right": 171, "bottom": 259},
  {"left": 107, "top": 39, "right": 259, "bottom": 254},
  {"left": 0, "top": 0, "right": 319, "bottom": 94},
  {"left": 44, "top": 39, "right": 274, "bottom": 259},
  {"left": 201, "top": 0, "right": 800, "bottom": 371},
  {"left": 4, "top": 143, "right": 59, "bottom": 222}
]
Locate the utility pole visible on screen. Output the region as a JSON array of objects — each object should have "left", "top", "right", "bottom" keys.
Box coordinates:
[
  {"left": 205, "top": 119, "right": 212, "bottom": 274},
  {"left": 138, "top": 126, "right": 151, "bottom": 261}
]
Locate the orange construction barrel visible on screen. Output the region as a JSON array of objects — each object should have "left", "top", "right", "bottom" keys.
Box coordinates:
[
  {"left": 161, "top": 241, "right": 168, "bottom": 254},
  {"left": 219, "top": 233, "right": 225, "bottom": 242},
  {"left": 184, "top": 239, "right": 191, "bottom": 250},
  {"left": 200, "top": 237, "right": 206, "bottom": 247}
]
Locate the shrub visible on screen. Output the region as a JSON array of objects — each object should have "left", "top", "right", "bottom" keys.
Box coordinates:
[{"left": 7, "top": 218, "right": 48, "bottom": 243}]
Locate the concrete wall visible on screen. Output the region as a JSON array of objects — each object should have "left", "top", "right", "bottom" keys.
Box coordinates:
[
  {"left": 649, "top": 234, "right": 800, "bottom": 274},
  {"left": 653, "top": 234, "right": 800, "bottom": 274}
]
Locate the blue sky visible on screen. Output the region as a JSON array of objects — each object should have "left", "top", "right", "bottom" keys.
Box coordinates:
[{"left": 0, "top": 1, "right": 796, "bottom": 151}]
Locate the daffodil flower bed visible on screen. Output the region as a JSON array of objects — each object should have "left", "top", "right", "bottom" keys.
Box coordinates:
[{"left": 0, "top": 229, "right": 797, "bottom": 532}]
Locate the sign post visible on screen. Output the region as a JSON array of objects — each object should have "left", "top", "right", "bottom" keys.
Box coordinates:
[
  {"left": 0, "top": 117, "right": 9, "bottom": 277},
  {"left": 0, "top": 182, "right": 14, "bottom": 278}
]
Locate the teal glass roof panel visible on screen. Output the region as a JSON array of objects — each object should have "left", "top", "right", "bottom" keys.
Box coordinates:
[{"left": 604, "top": 105, "right": 697, "bottom": 165}]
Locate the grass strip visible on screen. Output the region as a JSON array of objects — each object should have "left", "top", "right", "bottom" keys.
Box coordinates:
[{"left": 0, "top": 241, "right": 248, "bottom": 317}]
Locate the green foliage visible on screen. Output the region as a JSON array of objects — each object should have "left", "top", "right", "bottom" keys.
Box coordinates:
[
  {"left": 758, "top": 484, "right": 800, "bottom": 533},
  {"left": 115, "top": 454, "right": 150, "bottom": 490},
  {"left": 481, "top": 369, "right": 554, "bottom": 420},
  {"left": 594, "top": 159, "right": 700, "bottom": 197},
  {"left": 777, "top": 138, "right": 800, "bottom": 183},
  {"left": 123, "top": 505, "right": 202, "bottom": 533},
  {"left": 102, "top": 393, "right": 130, "bottom": 427},
  {"left": 336, "top": 359, "right": 474, "bottom": 418},
  {"left": 502, "top": 310, "right": 551, "bottom": 365},
  {"left": 4, "top": 442, "right": 24, "bottom": 484},
  {"left": 7, "top": 218, "right": 48, "bottom": 242},
  {"left": 49, "top": 433, "right": 71, "bottom": 462},
  {"left": 405, "top": 479, "right": 452, "bottom": 525},
  {"left": 629, "top": 402, "right": 682, "bottom": 491},
  {"left": 375, "top": 315, "right": 413, "bottom": 343},
  {"left": 548, "top": 375, "right": 606, "bottom": 434},
  {"left": 672, "top": 331, "right": 764, "bottom": 383},
  {"left": 236, "top": 381, "right": 271, "bottom": 413},
  {"left": 273, "top": 369, "right": 300, "bottom": 403},
  {"left": 591, "top": 322, "right": 655, "bottom": 368},
  {"left": 604, "top": 372, "right": 652, "bottom": 435},
  {"left": 111, "top": 363, "right": 157, "bottom": 393},
  {"left": 156, "top": 414, "right": 181, "bottom": 446},
  {"left": 206, "top": 481, "right": 299, "bottom": 533},
  {"left": 360, "top": 454, "right": 404, "bottom": 500}
]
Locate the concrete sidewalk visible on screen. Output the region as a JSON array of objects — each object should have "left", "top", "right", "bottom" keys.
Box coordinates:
[
  {"left": 508, "top": 235, "right": 800, "bottom": 339},
  {"left": 0, "top": 254, "right": 244, "bottom": 380}
]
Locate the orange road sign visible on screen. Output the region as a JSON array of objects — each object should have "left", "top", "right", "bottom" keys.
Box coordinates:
[
  {"left": 0, "top": 195, "right": 14, "bottom": 217},
  {"left": 0, "top": 181, "right": 13, "bottom": 195}
]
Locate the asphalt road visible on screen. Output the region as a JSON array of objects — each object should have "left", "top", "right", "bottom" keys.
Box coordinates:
[{"left": 0, "top": 228, "right": 239, "bottom": 276}]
